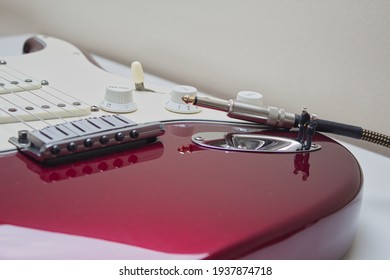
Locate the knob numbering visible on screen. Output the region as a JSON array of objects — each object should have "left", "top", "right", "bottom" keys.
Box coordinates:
[
  {"left": 165, "top": 85, "right": 202, "bottom": 114},
  {"left": 100, "top": 85, "right": 137, "bottom": 113}
]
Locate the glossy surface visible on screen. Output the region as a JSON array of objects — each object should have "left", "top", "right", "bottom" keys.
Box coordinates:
[{"left": 0, "top": 121, "right": 363, "bottom": 259}]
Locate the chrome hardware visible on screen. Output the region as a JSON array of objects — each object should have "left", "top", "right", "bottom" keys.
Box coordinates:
[
  {"left": 9, "top": 115, "right": 165, "bottom": 163},
  {"left": 191, "top": 132, "right": 321, "bottom": 153}
]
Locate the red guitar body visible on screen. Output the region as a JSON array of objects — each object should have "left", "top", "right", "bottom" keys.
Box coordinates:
[{"left": 0, "top": 121, "right": 362, "bottom": 259}]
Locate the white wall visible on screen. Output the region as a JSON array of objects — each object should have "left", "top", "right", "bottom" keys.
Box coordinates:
[{"left": 1, "top": 0, "right": 389, "bottom": 152}]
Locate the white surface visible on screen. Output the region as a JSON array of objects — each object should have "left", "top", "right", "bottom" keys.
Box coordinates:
[
  {"left": 0, "top": 225, "right": 205, "bottom": 260},
  {"left": 1, "top": 34, "right": 390, "bottom": 260}
]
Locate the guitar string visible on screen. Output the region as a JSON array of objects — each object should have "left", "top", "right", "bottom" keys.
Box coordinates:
[
  {"left": 1, "top": 62, "right": 140, "bottom": 148},
  {"left": 0, "top": 106, "right": 36, "bottom": 130},
  {"left": 0, "top": 93, "right": 53, "bottom": 127},
  {"left": 0, "top": 65, "right": 98, "bottom": 136},
  {"left": 1, "top": 75, "right": 88, "bottom": 121},
  {"left": 0, "top": 66, "right": 93, "bottom": 118},
  {"left": 11, "top": 91, "right": 78, "bottom": 124},
  {"left": 0, "top": 88, "right": 96, "bottom": 141},
  {"left": 0, "top": 80, "right": 71, "bottom": 124},
  {"left": 1, "top": 63, "right": 121, "bottom": 144},
  {"left": 0, "top": 64, "right": 96, "bottom": 110},
  {"left": 0, "top": 84, "right": 89, "bottom": 138},
  {"left": 0, "top": 88, "right": 94, "bottom": 142}
]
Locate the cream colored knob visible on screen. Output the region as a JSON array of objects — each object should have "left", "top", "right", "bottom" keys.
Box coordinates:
[
  {"left": 165, "top": 85, "right": 202, "bottom": 114},
  {"left": 131, "top": 61, "right": 144, "bottom": 85},
  {"left": 99, "top": 85, "right": 137, "bottom": 113},
  {"left": 237, "top": 91, "right": 263, "bottom": 106}
]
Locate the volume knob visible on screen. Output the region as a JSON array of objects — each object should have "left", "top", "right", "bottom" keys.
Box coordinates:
[
  {"left": 236, "top": 91, "right": 263, "bottom": 106},
  {"left": 100, "top": 85, "right": 137, "bottom": 113},
  {"left": 165, "top": 85, "right": 201, "bottom": 114}
]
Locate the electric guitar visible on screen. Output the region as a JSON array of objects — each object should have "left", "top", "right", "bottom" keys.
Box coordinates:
[{"left": 0, "top": 35, "right": 362, "bottom": 259}]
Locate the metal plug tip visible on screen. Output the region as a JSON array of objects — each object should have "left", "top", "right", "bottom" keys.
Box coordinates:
[{"left": 182, "top": 95, "right": 196, "bottom": 104}]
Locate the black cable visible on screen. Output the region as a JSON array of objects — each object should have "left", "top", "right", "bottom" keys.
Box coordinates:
[{"left": 316, "top": 119, "right": 363, "bottom": 139}]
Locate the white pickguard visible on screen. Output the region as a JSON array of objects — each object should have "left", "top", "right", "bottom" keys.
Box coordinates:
[{"left": 0, "top": 35, "right": 229, "bottom": 153}]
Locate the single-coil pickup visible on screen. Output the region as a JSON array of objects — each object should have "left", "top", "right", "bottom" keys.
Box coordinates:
[
  {"left": 0, "top": 63, "right": 42, "bottom": 94},
  {"left": 0, "top": 61, "right": 90, "bottom": 123}
]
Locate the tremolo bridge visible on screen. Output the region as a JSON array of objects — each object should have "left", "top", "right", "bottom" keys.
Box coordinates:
[{"left": 9, "top": 115, "right": 165, "bottom": 163}]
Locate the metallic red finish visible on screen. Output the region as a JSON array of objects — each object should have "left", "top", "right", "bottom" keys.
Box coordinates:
[{"left": 0, "top": 121, "right": 363, "bottom": 259}]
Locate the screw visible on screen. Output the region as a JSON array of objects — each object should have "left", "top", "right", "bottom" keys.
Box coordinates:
[{"left": 18, "top": 130, "right": 29, "bottom": 144}]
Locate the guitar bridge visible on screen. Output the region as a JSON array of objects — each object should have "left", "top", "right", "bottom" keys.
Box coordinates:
[{"left": 8, "top": 115, "right": 165, "bottom": 164}]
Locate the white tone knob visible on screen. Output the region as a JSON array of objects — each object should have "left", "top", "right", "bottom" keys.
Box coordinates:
[
  {"left": 236, "top": 91, "right": 263, "bottom": 106},
  {"left": 99, "top": 85, "right": 137, "bottom": 113},
  {"left": 165, "top": 85, "right": 202, "bottom": 114}
]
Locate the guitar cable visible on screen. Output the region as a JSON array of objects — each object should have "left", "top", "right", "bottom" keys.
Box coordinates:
[{"left": 182, "top": 95, "right": 390, "bottom": 148}]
